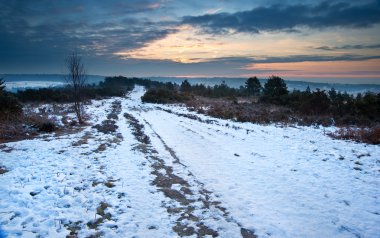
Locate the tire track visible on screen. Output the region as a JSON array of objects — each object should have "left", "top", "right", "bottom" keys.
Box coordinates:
[{"left": 124, "top": 111, "right": 257, "bottom": 238}]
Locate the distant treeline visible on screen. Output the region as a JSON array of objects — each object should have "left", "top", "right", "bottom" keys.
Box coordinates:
[
  {"left": 12, "top": 76, "right": 181, "bottom": 103},
  {"left": 141, "top": 76, "right": 380, "bottom": 126},
  {"left": 15, "top": 78, "right": 135, "bottom": 103}
]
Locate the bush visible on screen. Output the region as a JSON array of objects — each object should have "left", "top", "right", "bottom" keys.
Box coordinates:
[
  {"left": 261, "top": 76, "right": 288, "bottom": 104},
  {"left": 141, "top": 88, "right": 189, "bottom": 104},
  {"left": 0, "top": 93, "right": 23, "bottom": 120},
  {"left": 93, "top": 120, "right": 118, "bottom": 134},
  {"left": 25, "top": 115, "right": 57, "bottom": 132},
  {"left": 107, "top": 113, "right": 118, "bottom": 120},
  {"left": 355, "top": 92, "right": 380, "bottom": 121},
  {"left": 180, "top": 80, "right": 191, "bottom": 92},
  {"left": 329, "top": 126, "right": 380, "bottom": 145},
  {"left": 38, "top": 121, "right": 56, "bottom": 132},
  {"left": 290, "top": 89, "right": 330, "bottom": 115},
  {"left": 245, "top": 76, "right": 262, "bottom": 96}
]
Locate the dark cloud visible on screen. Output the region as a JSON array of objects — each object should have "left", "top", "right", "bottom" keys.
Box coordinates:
[
  {"left": 0, "top": 0, "right": 176, "bottom": 57},
  {"left": 0, "top": 0, "right": 178, "bottom": 73},
  {"left": 182, "top": 1, "right": 380, "bottom": 34},
  {"left": 314, "top": 44, "right": 380, "bottom": 51}
]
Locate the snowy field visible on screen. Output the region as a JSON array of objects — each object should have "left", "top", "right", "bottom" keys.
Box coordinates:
[{"left": 0, "top": 86, "right": 379, "bottom": 238}]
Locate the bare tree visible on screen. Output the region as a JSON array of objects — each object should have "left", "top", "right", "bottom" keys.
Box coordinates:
[{"left": 65, "top": 52, "right": 87, "bottom": 124}]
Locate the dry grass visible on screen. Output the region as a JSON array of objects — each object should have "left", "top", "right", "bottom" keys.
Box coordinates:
[
  {"left": 328, "top": 126, "right": 380, "bottom": 145},
  {"left": 24, "top": 114, "right": 57, "bottom": 132},
  {"left": 186, "top": 96, "right": 296, "bottom": 125},
  {"left": 0, "top": 117, "right": 39, "bottom": 143},
  {"left": 0, "top": 102, "right": 82, "bottom": 143},
  {"left": 186, "top": 96, "right": 344, "bottom": 127}
]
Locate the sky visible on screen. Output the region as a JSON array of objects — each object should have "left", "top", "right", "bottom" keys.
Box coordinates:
[{"left": 1, "top": 0, "right": 380, "bottom": 83}]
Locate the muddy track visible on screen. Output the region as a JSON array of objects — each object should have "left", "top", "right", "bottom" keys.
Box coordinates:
[
  {"left": 124, "top": 112, "right": 257, "bottom": 238},
  {"left": 68, "top": 100, "right": 125, "bottom": 237}
]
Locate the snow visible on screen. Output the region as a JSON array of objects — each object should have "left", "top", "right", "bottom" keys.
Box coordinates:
[
  {"left": 1, "top": 86, "right": 379, "bottom": 238},
  {"left": 0, "top": 96, "right": 175, "bottom": 237}
]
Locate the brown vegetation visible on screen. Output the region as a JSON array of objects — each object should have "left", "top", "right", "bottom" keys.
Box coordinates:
[
  {"left": 0, "top": 102, "right": 81, "bottom": 143},
  {"left": 186, "top": 96, "right": 335, "bottom": 126},
  {"left": 328, "top": 126, "right": 380, "bottom": 145}
]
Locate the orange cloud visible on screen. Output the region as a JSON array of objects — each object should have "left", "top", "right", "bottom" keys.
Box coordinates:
[
  {"left": 243, "top": 59, "right": 380, "bottom": 78},
  {"left": 113, "top": 26, "right": 304, "bottom": 63},
  {"left": 115, "top": 26, "right": 224, "bottom": 63}
]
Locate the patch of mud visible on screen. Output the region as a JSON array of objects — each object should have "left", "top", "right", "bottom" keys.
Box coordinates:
[
  {"left": 93, "top": 120, "right": 118, "bottom": 134},
  {"left": 124, "top": 113, "right": 150, "bottom": 144},
  {"left": 0, "top": 144, "right": 14, "bottom": 153},
  {"left": 0, "top": 165, "right": 9, "bottom": 174},
  {"left": 93, "top": 100, "right": 123, "bottom": 135}
]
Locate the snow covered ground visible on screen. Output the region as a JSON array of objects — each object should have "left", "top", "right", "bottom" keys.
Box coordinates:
[{"left": 1, "top": 86, "right": 379, "bottom": 238}]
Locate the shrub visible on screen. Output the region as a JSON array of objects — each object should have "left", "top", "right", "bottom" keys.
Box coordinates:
[
  {"left": 245, "top": 76, "right": 262, "bottom": 96},
  {"left": 0, "top": 121, "right": 26, "bottom": 142},
  {"left": 261, "top": 76, "right": 288, "bottom": 104},
  {"left": 141, "top": 88, "right": 189, "bottom": 104},
  {"left": 93, "top": 120, "right": 118, "bottom": 134},
  {"left": 355, "top": 92, "right": 380, "bottom": 121},
  {"left": 0, "top": 93, "right": 23, "bottom": 121},
  {"left": 298, "top": 89, "right": 330, "bottom": 115},
  {"left": 107, "top": 112, "right": 118, "bottom": 120},
  {"left": 329, "top": 126, "right": 380, "bottom": 145},
  {"left": 38, "top": 121, "right": 56, "bottom": 132},
  {"left": 180, "top": 80, "right": 191, "bottom": 92},
  {"left": 25, "top": 114, "right": 57, "bottom": 132}
]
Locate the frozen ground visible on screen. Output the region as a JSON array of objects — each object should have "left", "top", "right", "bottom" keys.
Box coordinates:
[{"left": 0, "top": 86, "right": 379, "bottom": 238}]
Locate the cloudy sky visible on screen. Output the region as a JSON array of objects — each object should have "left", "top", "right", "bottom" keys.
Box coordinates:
[{"left": 1, "top": 0, "right": 380, "bottom": 83}]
